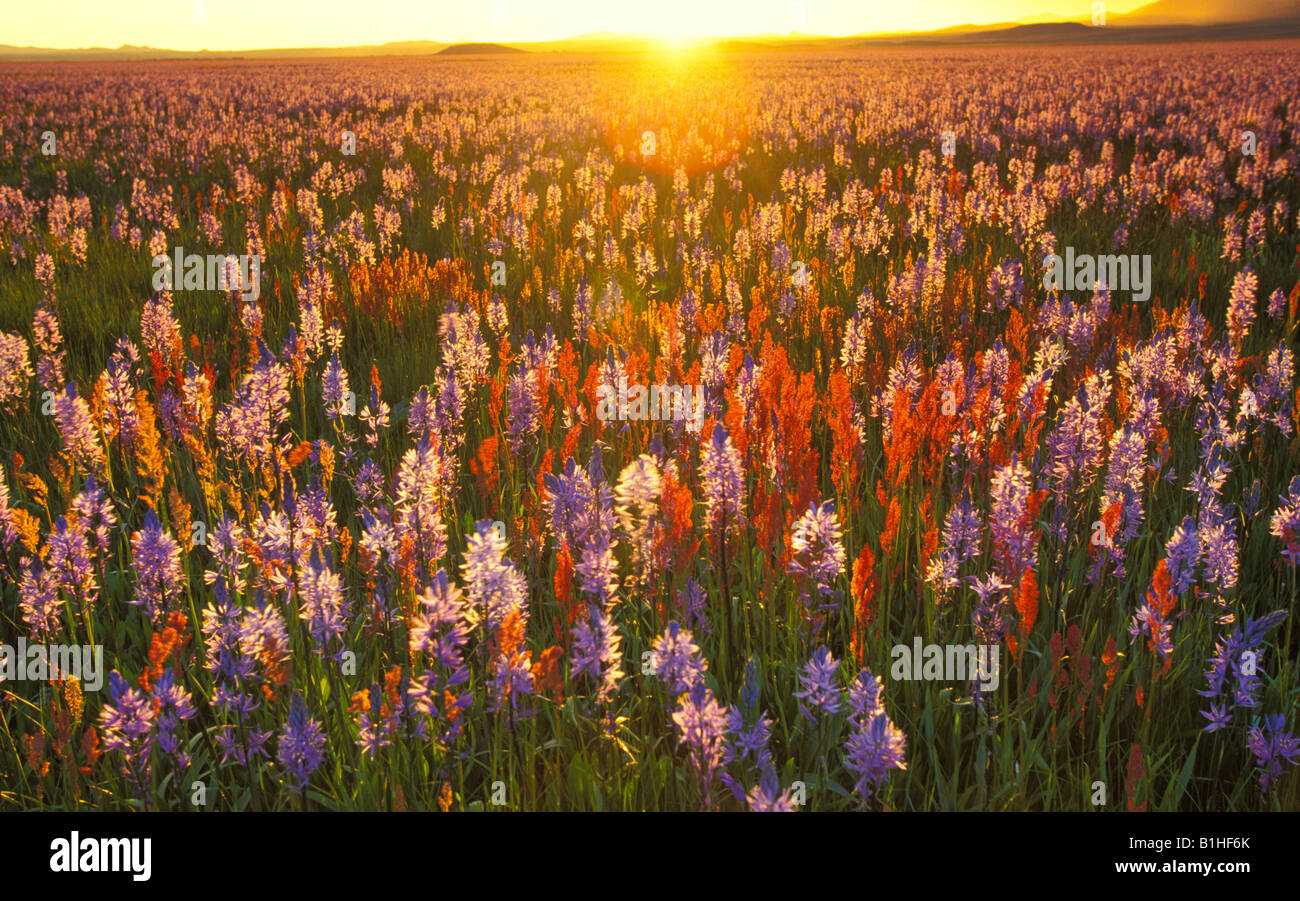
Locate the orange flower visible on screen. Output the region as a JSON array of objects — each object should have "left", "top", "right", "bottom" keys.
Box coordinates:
[
  {"left": 554, "top": 543, "right": 577, "bottom": 643},
  {"left": 531, "top": 645, "right": 566, "bottom": 700},
  {"left": 754, "top": 342, "right": 819, "bottom": 511},
  {"left": 1101, "top": 636, "right": 1119, "bottom": 690},
  {"left": 471, "top": 434, "right": 500, "bottom": 495},
  {"left": 825, "top": 367, "right": 861, "bottom": 497},
  {"left": 879, "top": 497, "right": 902, "bottom": 561},
  {"left": 1148, "top": 559, "right": 1175, "bottom": 618},
  {"left": 285, "top": 440, "right": 313, "bottom": 468},
  {"left": 656, "top": 467, "right": 699, "bottom": 574},
  {"left": 22, "top": 732, "right": 50, "bottom": 779},
  {"left": 1124, "top": 742, "right": 1147, "bottom": 811},
  {"left": 79, "top": 726, "right": 101, "bottom": 773},
  {"left": 850, "top": 543, "right": 878, "bottom": 663},
  {"left": 1014, "top": 567, "right": 1040, "bottom": 653},
  {"left": 444, "top": 690, "right": 463, "bottom": 727},
  {"left": 140, "top": 610, "right": 190, "bottom": 692}
]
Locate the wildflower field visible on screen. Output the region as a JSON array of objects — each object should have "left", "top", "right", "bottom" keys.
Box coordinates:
[{"left": 1, "top": 42, "right": 1299, "bottom": 812}]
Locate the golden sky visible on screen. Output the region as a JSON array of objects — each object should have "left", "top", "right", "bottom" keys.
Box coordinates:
[{"left": 4, "top": 0, "right": 1157, "bottom": 49}]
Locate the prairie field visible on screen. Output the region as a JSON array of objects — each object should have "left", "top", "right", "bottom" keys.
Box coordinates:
[{"left": 1, "top": 42, "right": 1299, "bottom": 811}]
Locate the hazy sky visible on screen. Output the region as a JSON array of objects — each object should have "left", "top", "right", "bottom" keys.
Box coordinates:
[{"left": 6, "top": 0, "right": 1155, "bottom": 49}]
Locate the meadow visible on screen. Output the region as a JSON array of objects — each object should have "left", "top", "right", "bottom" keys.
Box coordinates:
[{"left": 0, "top": 42, "right": 1298, "bottom": 811}]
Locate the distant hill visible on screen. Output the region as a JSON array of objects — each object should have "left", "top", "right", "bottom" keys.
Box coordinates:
[
  {"left": 1122, "top": 0, "right": 1300, "bottom": 24},
  {"left": 437, "top": 43, "right": 526, "bottom": 55},
  {"left": 856, "top": 17, "right": 1300, "bottom": 45}
]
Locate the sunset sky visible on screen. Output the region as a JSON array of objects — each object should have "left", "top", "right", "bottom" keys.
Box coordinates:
[{"left": 7, "top": 0, "right": 1156, "bottom": 49}]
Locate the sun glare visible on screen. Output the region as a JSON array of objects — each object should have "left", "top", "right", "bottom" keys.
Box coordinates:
[{"left": 652, "top": 25, "right": 709, "bottom": 55}]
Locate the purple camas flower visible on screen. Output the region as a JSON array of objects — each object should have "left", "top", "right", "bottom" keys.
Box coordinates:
[
  {"left": 297, "top": 548, "right": 349, "bottom": 656},
  {"left": 650, "top": 621, "right": 707, "bottom": 694},
  {"left": 322, "top": 353, "right": 350, "bottom": 420},
  {"left": 677, "top": 578, "right": 712, "bottom": 636},
  {"left": 745, "top": 769, "right": 798, "bottom": 811},
  {"left": 1246, "top": 715, "right": 1300, "bottom": 793},
  {"left": 874, "top": 348, "right": 923, "bottom": 443},
  {"left": 989, "top": 459, "right": 1037, "bottom": 582},
  {"left": 1163, "top": 515, "right": 1201, "bottom": 595},
  {"left": 72, "top": 476, "right": 117, "bottom": 553},
  {"left": 614, "top": 454, "right": 662, "bottom": 579},
  {"left": 98, "top": 671, "right": 156, "bottom": 795},
  {"left": 727, "top": 706, "right": 774, "bottom": 769},
  {"left": 1044, "top": 370, "right": 1111, "bottom": 539},
  {"left": 278, "top": 692, "right": 326, "bottom": 794},
  {"left": 140, "top": 291, "right": 181, "bottom": 361},
  {"left": 970, "top": 573, "right": 1010, "bottom": 646},
  {"left": 407, "top": 384, "right": 437, "bottom": 442},
  {"left": 1100, "top": 422, "right": 1151, "bottom": 579},
  {"left": 18, "top": 560, "right": 61, "bottom": 640},
  {"left": 31, "top": 305, "right": 65, "bottom": 391},
  {"left": 985, "top": 257, "right": 1023, "bottom": 311},
  {"left": 700, "top": 423, "right": 746, "bottom": 538},
  {"left": 395, "top": 435, "right": 449, "bottom": 580},
  {"left": 96, "top": 662, "right": 195, "bottom": 796},
  {"left": 1197, "top": 497, "right": 1239, "bottom": 595},
  {"left": 204, "top": 515, "right": 248, "bottom": 593},
  {"left": 671, "top": 681, "right": 732, "bottom": 807},
  {"left": 740, "top": 655, "right": 761, "bottom": 710},
  {"left": 570, "top": 604, "right": 624, "bottom": 705},
  {"left": 1128, "top": 601, "right": 1174, "bottom": 660},
  {"left": 1198, "top": 610, "right": 1288, "bottom": 728},
  {"left": 129, "top": 509, "right": 184, "bottom": 623},
  {"left": 53, "top": 384, "right": 104, "bottom": 473},
  {"left": 215, "top": 345, "right": 291, "bottom": 468},
  {"left": 926, "top": 492, "right": 983, "bottom": 594},
  {"left": 245, "top": 507, "right": 292, "bottom": 598},
  {"left": 793, "top": 646, "right": 843, "bottom": 721},
  {"left": 487, "top": 648, "right": 536, "bottom": 722},
  {"left": 1227, "top": 267, "right": 1258, "bottom": 352},
  {"left": 843, "top": 670, "right": 908, "bottom": 804},
  {"left": 1268, "top": 288, "right": 1286, "bottom": 319},
  {"left": 201, "top": 586, "right": 255, "bottom": 705},
  {"left": 847, "top": 669, "right": 885, "bottom": 720},
  {"left": 408, "top": 571, "right": 473, "bottom": 740},
  {"left": 543, "top": 456, "right": 595, "bottom": 549},
  {"left": 354, "top": 460, "right": 388, "bottom": 510},
  {"left": 237, "top": 596, "right": 291, "bottom": 693},
  {"left": 47, "top": 514, "right": 98, "bottom": 608},
  {"left": 359, "top": 382, "right": 390, "bottom": 448},
  {"left": 409, "top": 570, "right": 471, "bottom": 674},
  {"left": 506, "top": 365, "right": 541, "bottom": 453},
  {"left": 1249, "top": 344, "right": 1294, "bottom": 435},
  {"left": 356, "top": 682, "right": 400, "bottom": 758},
  {"left": 575, "top": 527, "right": 620, "bottom": 606},
  {"left": 700, "top": 330, "right": 729, "bottom": 397},
  {"left": 151, "top": 668, "right": 197, "bottom": 771},
  {"left": 215, "top": 725, "right": 273, "bottom": 768},
  {"left": 462, "top": 519, "right": 527, "bottom": 634},
  {"left": 788, "top": 499, "right": 846, "bottom": 601},
  {"left": 1269, "top": 475, "right": 1300, "bottom": 565},
  {"left": 0, "top": 330, "right": 32, "bottom": 409},
  {"left": 100, "top": 354, "right": 142, "bottom": 449}
]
